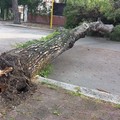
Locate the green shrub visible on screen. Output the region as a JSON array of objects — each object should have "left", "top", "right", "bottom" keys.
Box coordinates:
[
  {"left": 39, "top": 64, "right": 53, "bottom": 78},
  {"left": 64, "top": 4, "right": 101, "bottom": 29},
  {"left": 64, "top": 0, "right": 120, "bottom": 29},
  {"left": 63, "top": 5, "right": 80, "bottom": 28},
  {"left": 110, "top": 25, "right": 120, "bottom": 41},
  {"left": 15, "top": 31, "right": 60, "bottom": 48}
]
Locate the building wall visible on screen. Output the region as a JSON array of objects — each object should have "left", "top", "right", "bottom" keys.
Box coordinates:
[
  {"left": 27, "top": 0, "right": 66, "bottom": 26},
  {"left": 28, "top": 14, "right": 66, "bottom": 26}
]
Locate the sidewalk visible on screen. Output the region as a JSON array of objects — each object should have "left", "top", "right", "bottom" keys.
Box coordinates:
[
  {"left": 0, "top": 22, "right": 52, "bottom": 54},
  {"left": 0, "top": 20, "right": 57, "bottom": 31},
  {"left": 0, "top": 83, "right": 120, "bottom": 120}
]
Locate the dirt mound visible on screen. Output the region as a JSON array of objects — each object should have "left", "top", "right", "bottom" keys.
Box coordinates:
[{"left": 0, "top": 52, "right": 36, "bottom": 108}]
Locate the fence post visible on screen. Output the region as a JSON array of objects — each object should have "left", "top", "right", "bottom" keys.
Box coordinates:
[{"left": 50, "top": 0, "right": 54, "bottom": 29}]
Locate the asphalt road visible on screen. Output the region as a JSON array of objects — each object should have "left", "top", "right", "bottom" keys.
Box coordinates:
[
  {"left": 49, "top": 37, "right": 120, "bottom": 96},
  {"left": 0, "top": 24, "right": 52, "bottom": 53}
]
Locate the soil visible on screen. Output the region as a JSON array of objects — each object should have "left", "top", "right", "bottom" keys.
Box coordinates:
[
  {"left": 0, "top": 83, "right": 120, "bottom": 120},
  {"left": 0, "top": 53, "right": 36, "bottom": 107}
]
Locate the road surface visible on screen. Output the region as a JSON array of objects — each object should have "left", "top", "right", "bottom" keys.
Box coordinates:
[
  {"left": 49, "top": 37, "right": 120, "bottom": 95},
  {"left": 0, "top": 23, "right": 52, "bottom": 53}
]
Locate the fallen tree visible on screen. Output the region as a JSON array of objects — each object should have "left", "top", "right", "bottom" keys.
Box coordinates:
[{"left": 0, "top": 21, "right": 114, "bottom": 105}]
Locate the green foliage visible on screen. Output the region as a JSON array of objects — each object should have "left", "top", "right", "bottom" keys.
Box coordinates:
[
  {"left": 52, "top": 110, "right": 61, "bottom": 116},
  {"left": 67, "top": 87, "right": 81, "bottom": 97},
  {"left": 0, "top": 0, "right": 12, "bottom": 9},
  {"left": 16, "top": 31, "right": 60, "bottom": 48},
  {"left": 67, "top": 91, "right": 81, "bottom": 96},
  {"left": 64, "top": 5, "right": 81, "bottom": 28},
  {"left": 45, "top": 31, "right": 61, "bottom": 40},
  {"left": 39, "top": 64, "right": 53, "bottom": 78},
  {"left": 15, "top": 39, "right": 43, "bottom": 48},
  {"left": 0, "top": 0, "right": 49, "bottom": 20},
  {"left": 115, "top": 104, "right": 120, "bottom": 109},
  {"left": 21, "top": 0, "right": 50, "bottom": 15},
  {"left": 110, "top": 25, "right": 120, "bottom": 41},
  {"left": 64, "top": 4, "right": 101, "bottom": 28},
  {"left": 41, "top": 81, "right": 58, "bottom": 90},
  {"left": 64, "top": 0, "right": 120, "bottom": 28},
  {"left": 0, "top": 0, "right": 12, "bottom": 20}
]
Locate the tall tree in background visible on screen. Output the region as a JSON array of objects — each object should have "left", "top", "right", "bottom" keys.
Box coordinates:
[
  {"left": 12, "top": 0, "right": 20, "bottom": 24},
  {"left": 0, "top": 0, "right": 12, "bottom": 20}
]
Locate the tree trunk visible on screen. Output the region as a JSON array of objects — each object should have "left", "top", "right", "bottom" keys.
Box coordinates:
[
  {"left": 0, "top": 21, "right": 113, "bottom": 105},
  {"left": 12, "top": 0, "right": 20, "bottom": 24}
]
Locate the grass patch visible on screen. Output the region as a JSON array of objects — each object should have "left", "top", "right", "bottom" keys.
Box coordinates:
[
  {"left": 15, "top": 31, "right": 61, "bottom": 48},
  {"left": 15, "top": 39, "right": 44, "bottom": 48},
  {"left": 67, "top": 87, "right": 81, "bottom": 96},
  {"left": 9, "top": 118, "right": 15, "bottom": 120},
  {"left": 52, "top": 110, "right": 61, "bottom": 116},
  {"left": 67, "top": 91, "right": 81, "bottom": 96},
  {"left": 45, "top": 31, "right": 60, "bottom": 40},
  {"left": 74, "top": 87, "right": 81, "bottom": 92},
  {"left": 39, "top": 64, "right": 53, "bottom": 78},
  {"left": 41, "top": 81, "right": 58, "bottom": 90},
  {"left": 115, "top": 104, "right": 120, "bottom": 109},
  {"left": 110, "top": 25, "right": 120, "bottom": 42},
  {"left": 52, "top": 105, "right": 61, "bottom": 116}
]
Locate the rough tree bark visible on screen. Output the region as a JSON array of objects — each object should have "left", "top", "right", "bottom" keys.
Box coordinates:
[
  {"left": 0, "top": 21, "right": 113, "bottom": 105},
  {"left": 12, "top": 0, "right": 21, "bottom": 24}
]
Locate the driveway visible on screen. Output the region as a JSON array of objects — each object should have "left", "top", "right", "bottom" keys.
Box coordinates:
[
  {"left": 0, "top": 23, "right": 52, "bottom": 54},
  {"left": 49, "top": 37, "right": 120, "bottom": 96}
]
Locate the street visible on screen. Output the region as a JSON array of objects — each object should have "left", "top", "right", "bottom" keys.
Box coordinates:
[
  {"left": 0, "top": 24, "right": 52, "bottom": 53},
  {"left": 49, "top": 37, "right": 120, "bottom": 95}
]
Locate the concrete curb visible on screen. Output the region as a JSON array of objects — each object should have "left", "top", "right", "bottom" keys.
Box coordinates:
[
  {"left": 3, "top": 23, "right": 54, "bottom": 31},
  {"left": 36, "top": 76, "right": 120, "bottom": 104}
]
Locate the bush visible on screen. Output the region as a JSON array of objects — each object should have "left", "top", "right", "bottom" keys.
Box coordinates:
[
  {"left": 110, "top": 25, "right": 120, "bottom": 41},
  {"left": 64, "top": 5, "right": 102, "bottom": 29},
  {"left": 63, "top": 5, "right": 80, "bottom": 28},
  {"left": 64, "top": 0, "right": 120, "bottom": 29}
]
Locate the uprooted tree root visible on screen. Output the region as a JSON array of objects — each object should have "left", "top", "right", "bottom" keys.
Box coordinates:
[{"left": 0, "top": 53, "right": 36, "bottom": 107}]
